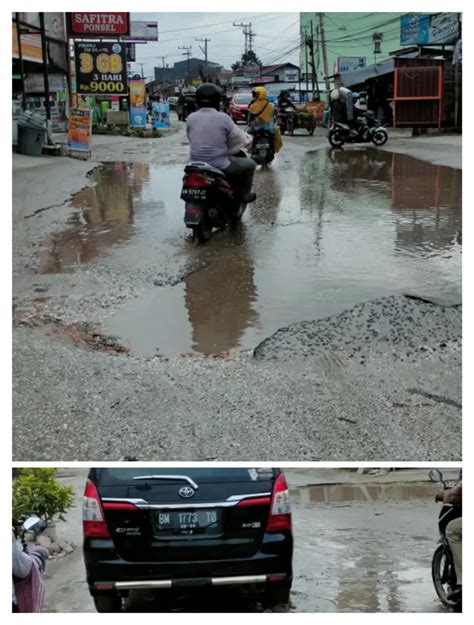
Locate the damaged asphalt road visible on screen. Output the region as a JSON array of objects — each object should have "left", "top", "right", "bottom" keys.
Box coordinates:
[{"left": 12, "top": 124, "right": 462, "bottom": 461}]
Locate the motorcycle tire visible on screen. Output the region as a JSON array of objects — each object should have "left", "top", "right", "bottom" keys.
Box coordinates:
[
  {"left": 328, "top": 129, "right": 345, "bottom": 147},
  {"left": 431, "top": 545, "right": 458, "bottom": 608},
  {"left": 192, "top": 219, "right": 212, "bottom": 244},
  {"left": 372, "top": 128, "right": 388, "bottom": 146}
]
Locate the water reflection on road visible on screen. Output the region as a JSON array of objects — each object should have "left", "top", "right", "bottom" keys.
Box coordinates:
[{"left": 37, "top": 148, "right": 461, "bottom": 356}]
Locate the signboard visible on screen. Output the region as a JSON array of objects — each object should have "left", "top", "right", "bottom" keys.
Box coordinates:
[
  {"left": 122, "top": 21, "right": 158, "bottom": 42},
  {"left": 151, "top": 102, "right": 170, "bottom": 129},
  {"left": 231, "top": 76, "right": 249, "bottom": 85},
  {"left": 400, "top": 13, "right": 460, "bottom": 45},
  {"left": 337, "top": 57, "right": 366, "bottom": 73},
  {"left": 19, "top": 12, "right": 66, "bottom": 41},
  {"left": 67, "top": 108, "right": 92, "bottom": 153},
  {"left": 284, "top": 70, "right": 300, "bottom": 81},
  {"left": 130, "top": 107, "right": 147, "bottom": 127},
  {"left": 250, "top": 76, "right": 276, "bottom": 84},
  {"left": 129, "top": 79, "right": 146, "bottom": 107},
  {"left": 23, "top": 74, "right": 67, "bottom": 93},
  {"left": 74, "top": 41, "right": 128, "bottom": 95},
  {"left": 68, "top": 12, "right": 130, "bottom": 36},
  {"left": 12, "top": 24, "right": 42, "bottom": 63}
]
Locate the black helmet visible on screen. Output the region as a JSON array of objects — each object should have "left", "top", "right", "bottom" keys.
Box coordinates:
[{"left": 196, "top": 83, "right": 221, "bottom": 110}]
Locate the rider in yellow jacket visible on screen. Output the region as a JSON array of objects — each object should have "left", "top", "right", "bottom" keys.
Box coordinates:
[{"left": 248, "top": 86, "right": 283, "bottom": 153}]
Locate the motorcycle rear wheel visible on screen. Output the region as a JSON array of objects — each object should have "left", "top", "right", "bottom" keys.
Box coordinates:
[
  {"left": 192, "top": 219, "right": 212, "bottom": 244},
  {"left": 432, "top": 545, "right": 458, "bottom": 608},
  {"left": 328, "top": 129, "right": 345, "bottom": 147}
]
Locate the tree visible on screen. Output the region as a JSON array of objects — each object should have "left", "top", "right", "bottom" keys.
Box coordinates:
[{"left": 231, "top": 50, "right": 262, "bottom": 71}]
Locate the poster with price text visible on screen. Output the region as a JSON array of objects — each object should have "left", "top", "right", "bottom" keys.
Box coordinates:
[{"left": 74, "top": 41, "right": 128, "bottom": 96}]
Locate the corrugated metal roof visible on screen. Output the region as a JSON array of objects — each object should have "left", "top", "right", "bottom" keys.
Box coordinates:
[{"left": 340, "top": 52, "right": 419, "bottom": 87}]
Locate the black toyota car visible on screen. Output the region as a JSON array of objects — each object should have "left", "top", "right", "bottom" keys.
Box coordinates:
[{"left": 83, "top": 468, "right": 293, "bottom": 612}]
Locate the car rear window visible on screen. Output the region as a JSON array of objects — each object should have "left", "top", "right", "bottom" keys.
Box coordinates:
[
  {"left": 234, "top": 95, "right": 252, "bottom": 104},
  {"left": 93, "top": 468, "right": 277, "bottom": 484}
]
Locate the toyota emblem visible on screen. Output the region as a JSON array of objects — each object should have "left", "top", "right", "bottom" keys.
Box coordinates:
[{"left": 179, "top": 486, "right": 195, "bottom": 498}]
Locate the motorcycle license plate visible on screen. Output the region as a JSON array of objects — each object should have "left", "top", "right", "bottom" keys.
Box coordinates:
[
  {"left": 182, "top": 187, "right": 208, "bottom": 201},
  {"left": 154, "top": 509, "right": 222, "bottom": 533},
  {"left": 257, "top": 143, "right": 270, "bottom": 149}
]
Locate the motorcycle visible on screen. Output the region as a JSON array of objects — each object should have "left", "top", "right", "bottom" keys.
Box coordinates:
[
  {"left": 429, "top": 469, "right": 462, "bottom": 612},
  {"left": 181, "top": 160, "right": 248, "bottom": 243},
  {"left": 328, "top": 110, "right": 388, "bottom": 148},
  {"left": 251, "top": 129, "right": 275, "bottom": 168},
  {"left": 13, "top": 516, "right": 48, "bottom": 613},
  {"left": 278, "top": 106, "right": 297, "bottom": 135}
]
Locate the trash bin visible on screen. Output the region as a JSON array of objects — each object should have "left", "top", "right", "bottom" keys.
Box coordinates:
[{"left": 17, "top": 110, "right": 47, "bottom": 156}]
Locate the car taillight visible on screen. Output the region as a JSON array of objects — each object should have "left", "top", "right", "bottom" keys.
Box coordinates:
[
  {"left": 266, "top": 473, "right": 292, "bottom": 532},
  {"left": 83, "top": 479, "right": 110, "bottom": 538},
  {"left": 185, "top": 173, "right": 207, "bottom": 187}
]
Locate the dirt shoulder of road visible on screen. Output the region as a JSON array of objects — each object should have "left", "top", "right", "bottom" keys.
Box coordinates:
[{"left": 285, "top": 468, "right": 460, "bottom": 487}]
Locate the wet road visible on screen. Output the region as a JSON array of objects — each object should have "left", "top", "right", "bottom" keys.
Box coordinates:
[
  {"left": 13, "top": 125, "right": 462, "bottom": 461},
  {"left": 36, "top": 147, "right": 461, "bottom": 357},
  {"left": 43, "top": 470, "right": 445, "bottom": 613}
]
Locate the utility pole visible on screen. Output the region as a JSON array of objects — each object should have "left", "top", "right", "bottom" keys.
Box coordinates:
[
  {"left": 39, "top": 12, "right": 53, "bottom": 145},
  {"left": 195, "top": 37, "right": 211, "bottom": 77},
  {"left": 302, "top": 27, "right": 309, "bottom": 101},
  {"left": 161, "top": 56, "right": 166, "bottom": 82},
  {"left": 317, "top": 13, "right": 330, "bottom": 97},
  {"left": 309, "top": 21, "right": 316, "bottom": 100},
  {"left": 178, "top": 45, "right": 192, "bottom": 78},
  {"left": 233, "top": 21, "right": 255, "bottom": 57}
]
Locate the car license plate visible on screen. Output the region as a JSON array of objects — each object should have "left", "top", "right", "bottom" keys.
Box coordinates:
[
  {"left": 182, "top": 187, "right": 208, "bottom": 201},
  {"left": 155, "top": 509, "right": 222, "bottom": 533}
]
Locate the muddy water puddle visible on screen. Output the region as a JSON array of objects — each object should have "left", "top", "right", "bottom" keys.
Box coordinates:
[
  {"left": 290, "top": 481, "right": 437, "bottom": 505},
  {"left": 38, "top": 149, "right": 461, "bottom": 355}
]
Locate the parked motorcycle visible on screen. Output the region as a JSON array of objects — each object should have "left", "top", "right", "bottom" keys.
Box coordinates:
[
  {"left": 251, "top": 129, "right": 275, "bottom": 168},
  {"left": 13, "top": 516, "right": 48, "bottom": 613},
  {"left": 181, "top": 161, "right": 247, "bottom": 243},
  {"left": 328, "top": 111, "right": 388, "bottom": 147},
  {"left": 429, "top": 469, "right": 462, "bottom": 612}
]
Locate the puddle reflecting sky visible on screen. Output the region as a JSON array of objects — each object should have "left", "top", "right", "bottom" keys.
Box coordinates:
[{"left": 36, "top": 148, "right": 461, "bottom": 355}]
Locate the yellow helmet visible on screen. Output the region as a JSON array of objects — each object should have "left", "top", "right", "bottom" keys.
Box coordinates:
[{"left": 251, "top": 86, "right": 268, "bottom": 101}]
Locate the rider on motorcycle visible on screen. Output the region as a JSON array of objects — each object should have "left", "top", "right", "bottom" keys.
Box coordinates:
[
  {"left": 248, "top": 86, "right": 282, "bottom": 153},
  {"left": 330, "top": 87, "right": 366, "bottom": 136},
  {"left": 435, "top": 480, "right": 462, "bottom": 600},
  {"left": 186, "top": 83, "right": 256, "bottom": 204}
]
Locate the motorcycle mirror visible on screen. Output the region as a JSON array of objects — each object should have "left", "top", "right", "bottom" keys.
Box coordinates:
[
  {"left": 428, "top": 469, "right": 443, "bottom": 483},
  {"left": 23, "top": 516, "right": 46, "bottom": 534}
]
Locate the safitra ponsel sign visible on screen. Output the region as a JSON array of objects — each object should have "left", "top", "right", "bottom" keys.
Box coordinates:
[{"left": 68, "top": 12, "right": 130, "bottom": 36}]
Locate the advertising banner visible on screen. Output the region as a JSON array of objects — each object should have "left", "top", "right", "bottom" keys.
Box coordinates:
[
  {"left": 19, "top": 12, "right": 66, "bottom": 41},
  {"left": 151, "top": 102, "right": 170, "bottom": 129},
  {"left": 68, "top": 12, "right": 130, "bottom": 36},
  {"left": 304, "top": 101, "right": 325, "bottom": 122},
  {"left": 67, "top": 108, "right": 92, "bottom": 153},
  {"left": 337, "top": 57, "right": 366, "bottom": 73},
  {"left": 400, "top": 13, "right": 460, "bottom": 45},
  {"left": 12, "top": 24, "right": 42, "bottom": 63},
  {"left": 130, "top": 107, "right": 147, "bottom": 127},
  {"left": 74, "top": 41, "right": 128, "bottom": 96},
  {"left": 122, "top": 21, "right": 158, "bottom": 42},
  {"left": 129, "top": 79, "right": 146, "bottom": 108}
]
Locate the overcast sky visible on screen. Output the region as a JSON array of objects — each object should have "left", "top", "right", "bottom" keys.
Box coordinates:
[{"left": 130, "top": 12, "right": 300, "bottom": 79}]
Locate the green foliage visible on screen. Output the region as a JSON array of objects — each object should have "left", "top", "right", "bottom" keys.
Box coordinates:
[
  {"left": 231, "top": 50, "right": 262, "bottom": 71},
  {"left": 12, "top": 469, "right": 75, "bottom": 526}
]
